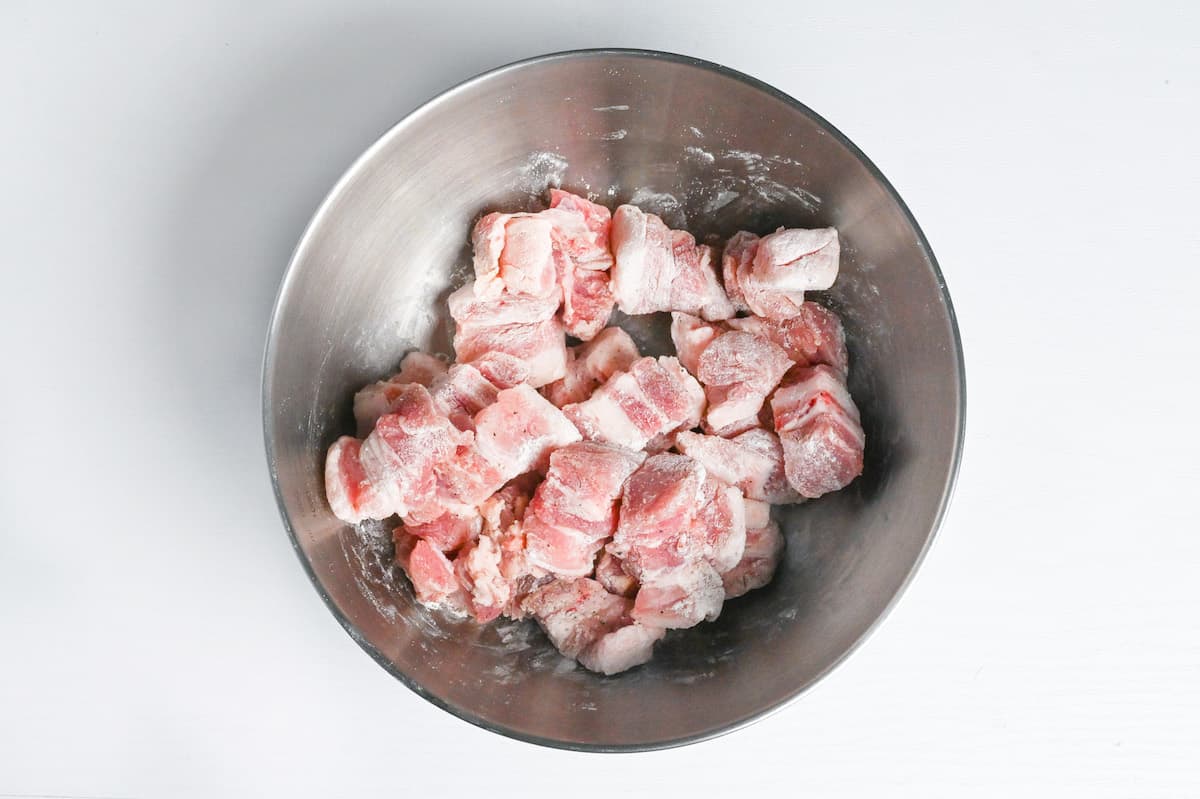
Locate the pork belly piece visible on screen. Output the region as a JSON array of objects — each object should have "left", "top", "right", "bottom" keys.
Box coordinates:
[
  {"left": 594, "top": 550, "right": 639, "bottom": 598},
  {"left": 610, "top": 205, "right": 734, "bottom": 320},
  {"left": 632, "top": 559, "right": 725, "bottom": 629},
  {"left": 396, "top": 535, "right": 469, "bottom": 613},
  {"left": 520, "top": 577, "right": 631, "bottom": 659},
  {"left": 352, "top": 352, "right": 449, "bottom": 436},
  {"left": 543, "top": 327, "right": 640, "bottom": 408},
  {"left": 695, "top": 476, "right": 747, "bottom": 574},
  {"left": 472, "top": 212, "right": 559, "bottom": 300},
  {"left": 357, "top": 384, "right": 470, "bottom": 520},
  {"left": 403, "top": 511, "right": 481, "bottom": 554},
  {"left": 577, "top": 623, "right": 666, "bottom": 675},
  {"left": 455, "top": 534, "right": 509, "bottom": 622},
  {"left": 771, "top": 364, "right": 865, "bottom": 498},
  {"left": 453, "top": 315, "right": 568, "bottom": 388},
  {"left": 523, "top": 442, "right": 645, "bottom": 576},
  {"left": 725, "top": 301, "right": 849, "bottom": 375},
  {"left": 429, "top": 363, "right": 502, "bottom": 432},
  {"left": 609, "top": 453, "right": 707, "bottom": 577},
  {"left": 697, "top": 331, "right": 793, "bottom": 437},
  {"left": 325, "top": 436, "right": 392, "bottom": 524},
  {"left": 669, "top": 312, "right": 723, "bottom": 377},
  {"left": 724, "top": 227, "right": 840, "bottom": 319},
  {"left": 559, "top": 262, "right": 615, "bottom": 340},
  {"left": 473, "top": 384, "right": 582, "bottom": 478},
  {"left": 546, "top": 188, "right": 613, "bottom": 270},
  {"left": 563, "top": 356, "right": 704, "bottom": 451},
  {"left": 675, "top": 428, "right": 802, "bottom": 504},
  {"left": 447, "top": 282, "right": 560, "bottom": 328},
  {"left": 722, "top": 515, "right": 785, "bottom": 599}
]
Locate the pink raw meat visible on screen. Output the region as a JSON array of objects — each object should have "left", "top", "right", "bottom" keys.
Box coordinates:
[
  {"left": 721, "top": 230, "right": 760, "bottom": 313},
  {"left": 397, "top": 537, "right": 469, "bottom": 613},
  {"left": 520, "top": 578, "right": 631, "bottom": 659},
  {"left": 675, "top": 428, "right": 802, "bottom": 504},
  {"left": 453, "top": 315, "right": 568, "bottom": 388},
  {"left": 695, "top": 475, "right": 747, "bottom": 574},
  {"left": 697, "top": 331, "right": 793, "bottom": 436},
  {"left": 632, "top": 559, "right": 725, "bottom": 629},
  {"left": 455, "top": 535, "right": 509, "bottom": 622},
  {"left": 594, "top": 550, "right": 638, "bottom": 598},
  {"left": 352, "top": 352, "right": 450, "bottom": 437},
  {"left": 722, "top": 517, "right": 785, "bottom": 599},
  {"left": 577, "top": 623, "right": 666, "bottom": 675},
  {"left": 610, "top": 205, "right": 734, "bottom": 320},
  {"left": 325, "top": 436, "right": 391, "bottom": 523},
  {"left": 544, "top": 191, "right": 617, "bottom": 339},
  {"left": 771, "top": 364, "right": 864, "bottom": 498},
  {"left": 404, "top": 511, "right": 481, "bottom": 553},
  {"left": 559, "top": 263, "right": 614, "bottom": 340},
  {"left": 472, "top": 212, "right": 559, "bottom": 300},
  {"left": 726, "top": 301, "right": 849, "bottom": 375},
  {"left": 543, "top": 327, "right": 640, "bottom": 408},
  {"left": 447, "top": 282, "right": 560, "bottom": 328},
  {"left": 733, "top": 227, "right": 840, "bottom": 319},
  {"left": 473, "top": 384, "right": 582, "bottom": 478},
  {"left": 358, "top": 384, "right": 470, "bottom": 520},
  {"left": 430, "top": 363, "right": 502, "bottom": 432},
  {"left": 523, "top": 442, "right": 645, "bottom": 576},
  {"left": 547, "top": 189, "right": 613, "bottom": 268},
  {"left": 669, "top": 312, "right": 722, "bottom": 377},
  {"left": 742, "top": 497, "right": 772, "bottom": 530},
  {"left": 609, "top": 453, "right": 707, "bottom": 577},
  {"left": 564, "top": 356, "right": 705, "bottom": 451}
]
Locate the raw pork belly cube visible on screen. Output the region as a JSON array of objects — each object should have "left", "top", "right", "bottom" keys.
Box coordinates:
[
  {"left": 447, "top": 282, "right": 560, "bottom": 328},
  {"left": 455, "top": 535, "right": 509, "bottom": 622},
  {"left": 610, "top": 204, "right": 734, "bottom": 320},
  {"left": 559, "top": 261, "right": 615, "bottom": 340},
  {"left": 352, "top": 352, "right": 449, "bottom": 436},
  {"left": 632, "top": 559, "right": 725, "bottom": 629},
  {"left": 669, "top": 312, "right": 723, "bottom": 377},
  {"left": 397, "top": 536, "right": 469, "bottom": 613},
  {"left": 473, "top": 384, "right": 582, "bottom": 479},
  {"left": 523, "top": 442, "right": 646, "bottom": 576},
  {"left": 722, "top": 513, "right": 785, "bottom": 599},
  {"left": 325, "top": 436, "right": 392, "bottom": 523},
  {"left": 542, "top": 327, "right": 640, "bottom": 408},
  {"left": 563, "top": 356, "right": 705, "bottom": 451},
  {"left": 726, "top": 301, "right": 848, "bottom": 375},
  {"left": 404, "top": 511, "right": 481, "bottom": 554},
  {"left": 520, "top": 578, "right": 631, "bottom": 659},
  {"left": 577, "top": 622, "right": 666, "bottom": 675},
  {"left": 472, "top": 212, "right": 560, "bottom": 300},
  {"left": 609, "top": 453, "right": 707, "bottom": 577},
  {"left": 430, "top": 363, "right": 503, "bottom": 432},
  {"left": 771, "top": 364, "right": 865, "bottom": 498},
  {"left": 697, "top": 331, "right": 793, "bottom": 437},
  {"left": 547, "top": 188, "right": 613, "bottom": 268},
  {"left": 594, "top": 550, "right": 638, "bottom": 598},
  {"left": 695, "top": 475, "right": 747, "bottom": 574},
  {"left": 358, "top": 384, "right": 470, "bottom": 520},
  {"left": 675, "top": 428, "right": 802, "bottom": 504},
  {"left": 453, "top": 315, "right": 568, "bottom": 388},
  {"left": 724, "top": 227, "right": 840, "bottom": 319}
]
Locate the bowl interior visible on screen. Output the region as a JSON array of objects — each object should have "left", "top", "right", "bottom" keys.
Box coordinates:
[{"left": 264, "top": 50, "right": 964, "bottom": 750}]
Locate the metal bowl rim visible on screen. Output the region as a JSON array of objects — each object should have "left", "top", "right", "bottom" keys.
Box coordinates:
[{"left": 260, "top": 47, "right": 967, "bottom": 753}]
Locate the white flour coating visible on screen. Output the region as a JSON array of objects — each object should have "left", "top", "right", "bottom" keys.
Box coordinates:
[
  {"left": 703, "top": 190, "right": 740, "bottom": 214},
  {"left": 688, "top": 126, "right": 704, "bottom": 138},
  {"left": 593, "top": 104, "right": 630, "bottom": 111},
  {"left": 684, "top": 146, "right": 716, "bottom": 164},
  {"left": 516, "top": 151, "right": 569, "bottom": 197},
  {"left": 628, "top": 187, "right": 686, "bottom": 228},
  {"left": 599, "top": 129, "right": 628, "bottom": 141}
]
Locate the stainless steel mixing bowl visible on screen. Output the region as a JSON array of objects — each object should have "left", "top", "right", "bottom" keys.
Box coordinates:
[{"left": 262, "top": 49, "right": 965, "bottom": 751}]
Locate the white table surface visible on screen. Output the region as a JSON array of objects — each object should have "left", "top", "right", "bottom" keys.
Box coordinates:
[{"left": 2, "top": 1, "right": 1197, "bottom": 796}]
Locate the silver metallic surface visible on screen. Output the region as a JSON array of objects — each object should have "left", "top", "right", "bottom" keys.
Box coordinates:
[{"left": 262, "top": 49, "right": 965, "bottom": 751}]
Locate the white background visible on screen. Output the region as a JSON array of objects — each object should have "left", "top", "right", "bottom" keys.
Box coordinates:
[{"left": 2, "top": 1, "right": 1197, "bottom": 796}]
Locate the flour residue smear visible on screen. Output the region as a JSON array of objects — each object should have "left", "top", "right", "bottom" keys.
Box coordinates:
[{"left": 516, "top": 151, "right": 569, "bottom": 197}]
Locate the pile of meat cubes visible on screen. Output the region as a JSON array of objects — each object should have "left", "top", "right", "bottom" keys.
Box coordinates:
[{"left": 325, "top": 189, "right": 864, "bottom": 675}]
